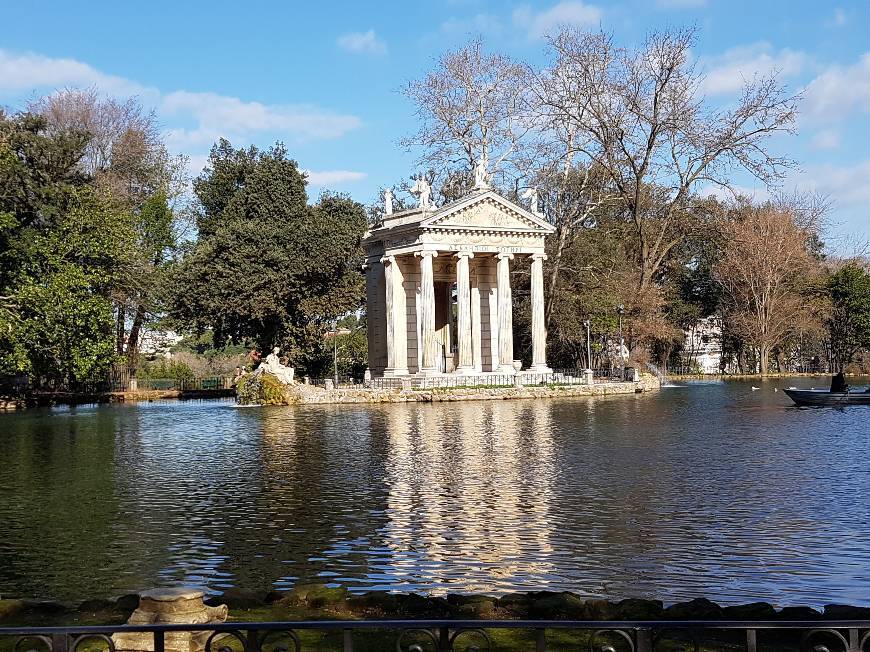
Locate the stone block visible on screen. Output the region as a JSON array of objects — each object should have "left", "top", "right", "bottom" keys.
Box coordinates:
[
  {"left": 616, "top": 598, "right": 664, "bottom": 620},
  {"left": 663, "top": 597, "right": 724, "bottom": 620},
  {"left": 721, "top": 602, "right": 777, "bottom": 620},
  {"left": 112, "top": 588, "right": 228, "bottom": 652}
]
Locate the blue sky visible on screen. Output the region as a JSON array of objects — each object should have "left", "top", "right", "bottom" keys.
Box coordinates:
[{"left": 2, "top": 0, "right": 869, "bottom": 247}]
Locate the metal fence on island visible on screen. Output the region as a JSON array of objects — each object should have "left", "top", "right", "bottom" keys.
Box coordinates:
[{"left": 305, "top": 368, "right": 637, "bottom": 391}]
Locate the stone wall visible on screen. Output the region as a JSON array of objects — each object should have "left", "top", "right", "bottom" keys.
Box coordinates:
[{"left": 286, "top": 375, "right": 660, "bottom": 405}]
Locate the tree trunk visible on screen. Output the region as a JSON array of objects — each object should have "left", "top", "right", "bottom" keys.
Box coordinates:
[
  {"left": 759, "top": 345, "right": 769, "bottom": 376},
  {"left": 544, "top": 222, "right": 570, "bottom": 327},
  {"left": 126, "top": 303, "right": 147, "bottom": 371},
  {"left": 115, "top": 303, "right": 126, "bottom": 355}
]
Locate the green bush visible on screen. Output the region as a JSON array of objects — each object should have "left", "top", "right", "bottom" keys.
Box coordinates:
[
  {"left": 236, "top": 371, "right": 286, "bottom": 406},
  {"left": 138, "top": 358, "right": 195, "bottom": 380}
]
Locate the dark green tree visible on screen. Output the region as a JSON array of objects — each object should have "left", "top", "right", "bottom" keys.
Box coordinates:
[
  {"left": 0, "top": 112, "right": 135, "bottom": 384},
  {"left": 826, "top": 264, "right": 870, "bottom": 372},
  {"left": 170, "top": 140, "right": 367, "bottom": 375}
]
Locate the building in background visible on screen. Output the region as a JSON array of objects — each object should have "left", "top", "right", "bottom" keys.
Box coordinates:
[{"left": 682, "top": 317, "right": 724, "bottom": 374}]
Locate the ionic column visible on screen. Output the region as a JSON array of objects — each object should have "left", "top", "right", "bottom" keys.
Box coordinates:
[
  {"left": 470, "top": 264, "right": 482, "bottom": 372},
  {"left": 454, "top": 252, "right": 474, "bottom": 373},
  {"left": 416, "top": 250, "right": 439, "bottom": 373},
  {"left": 496, "top": 252, "right": 515, "bottom": 373},
  {"left": 382, "top": 255, "right": 408, "bottom": 376},
  {"left": 381, "top": 255, "right": 395, "bottom": 372},
  {"left": 529, "top": 253, "right": 552, "bottom": 372}
]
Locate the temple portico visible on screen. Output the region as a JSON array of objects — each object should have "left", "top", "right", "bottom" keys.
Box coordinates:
[{"left": 363, "top": 188, "right": 555, "bottom": 377}]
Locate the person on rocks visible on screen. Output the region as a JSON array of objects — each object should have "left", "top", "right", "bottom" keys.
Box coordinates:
[{"left": 248, "top": 348, "right": 261, "bottom": 368}]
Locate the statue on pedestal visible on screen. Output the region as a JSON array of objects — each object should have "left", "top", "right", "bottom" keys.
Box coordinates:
[
  {"left": 384, "top": 189, "right": 394, "bottom": 216},
  {"left": 521, "top": 187, "right": 541, "bottom": 216},
  {"left": 473, "top": 156, "right": 490, "bottom": 189},
  {"left": 261, "top": 347, "right": 295, "bottom": 384},
  {"left": 411, "top": 177, "right": 432, "bottom": 210}
]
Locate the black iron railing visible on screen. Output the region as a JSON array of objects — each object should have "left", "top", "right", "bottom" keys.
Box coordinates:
[{"left": 5, "top": 619, "right": 869, "bottom": 652}]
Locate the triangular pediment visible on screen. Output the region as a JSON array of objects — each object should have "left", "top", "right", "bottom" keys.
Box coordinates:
[{"left": 421, "top": 191, "right": 555, "bottom": 233}]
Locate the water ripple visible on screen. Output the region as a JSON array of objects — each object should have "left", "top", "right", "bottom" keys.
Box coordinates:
[{"left": 1, "top": 380, "right": 869, "bottom": 607}]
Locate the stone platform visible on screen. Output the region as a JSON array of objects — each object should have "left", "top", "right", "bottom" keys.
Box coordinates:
[{"left": 283, "top": 375, "right": 659, "bottom": 405}]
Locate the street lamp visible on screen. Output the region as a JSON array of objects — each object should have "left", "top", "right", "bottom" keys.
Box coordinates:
[
  {"left": 584, "top": 319, "right": 591, "bottom": 371},
  {"left": 617, "top": 304, "right": 625, "bottom": 377},
  {"left": 333, "top": 318, "right": 339, "bottom": 386}
]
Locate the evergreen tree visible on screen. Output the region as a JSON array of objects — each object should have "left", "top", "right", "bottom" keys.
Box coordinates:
[{"left": 170, "top": 140, "right": 367, "bottom": 375}]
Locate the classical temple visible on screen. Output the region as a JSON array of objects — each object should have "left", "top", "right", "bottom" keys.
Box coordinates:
[{"left": 363, "top": 183, "right": 555, "bottom": 377}]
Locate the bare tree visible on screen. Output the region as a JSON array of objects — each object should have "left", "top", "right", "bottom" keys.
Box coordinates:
[
  {"left": 401, "top": 38, "right": 530, "bottom": 193},
  {"left": 715, "top": 201, "right": 821, "bottom": 375},
  {"left": 542, "top": 27, "right": 799, "bottom": 297},
  {"left": 526, "top": 38, "right": 620, "bottom": 323},
  {"left": 31, "top": 88, "right": 187, "bottom": 206}
]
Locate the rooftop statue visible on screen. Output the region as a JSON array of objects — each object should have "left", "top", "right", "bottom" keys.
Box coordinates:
[
  {"left": 411, "top": 177, "right": 432, "bottom": 210},
  {"left": 521, "top": 187, "right": 542, "bottom": 216},
  {"left": 473, "top": 156, "right": 490, "bottom": 189},
  {"left": 384, "top": 189, "right": 393, "bottom": 216}
]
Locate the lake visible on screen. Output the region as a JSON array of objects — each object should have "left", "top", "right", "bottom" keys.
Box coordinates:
[{"left": 1, "top": 378, "right": 868, "bottom": 608}]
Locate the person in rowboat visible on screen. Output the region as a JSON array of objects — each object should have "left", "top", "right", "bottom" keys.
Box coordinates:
[{"left": 830, "top": 372, "right": 848, "bottom": 393}]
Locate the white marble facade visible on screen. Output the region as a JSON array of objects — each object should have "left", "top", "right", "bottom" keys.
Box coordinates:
[{"left": 363, "top": 189, "right": 555, "bottom": 377}]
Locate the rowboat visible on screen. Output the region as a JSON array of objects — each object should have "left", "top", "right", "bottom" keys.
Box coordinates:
[{"left": 784, "top": 388, "right": 870, "bottom": 407}]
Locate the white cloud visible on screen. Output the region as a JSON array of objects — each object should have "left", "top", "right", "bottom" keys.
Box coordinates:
[
  {"left": 656, "top": 0, "right": 706, "bottom": 7},
  {"left": 826, "top": 7, "right": 847, "bottom": 28},
  {"left": 0, "top": 49, "right": 154, "bottom": 98},
  {"left": 0, "top": 49, "right": 362, "bottom": 147},
  {"left": 304, "top": 169, "right": 367, "bottom": 186},
  {"left": 792, "top": 161, "right": 870, "bottom": 206},
  {"left": 512, "top": 1, "right": 602, "bottom": 40},
  {"left": 0, "top": 48, "right": 365, "bottom": 195},
  {"left": 161, "top": 91, "right": 361, "bottom": 146},
  {"left": 700, "top": 42, "right": 810, "bottom": 96},
  {"left": 810, "top": 129, "right": 841, "bottom": 150},
  {"left": 803, "top": 53, "right": 870, "bottom": 122},
  {"left": 336, "top": 30, "right": 387, "bottom": 55}
]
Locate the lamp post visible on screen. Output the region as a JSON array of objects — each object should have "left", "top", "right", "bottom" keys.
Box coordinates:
[
  {"left": 617, "top": 304, "right": 625, "bottom": 378},
  {"left": 584, "top": 319, "right": 591, "bottom": 371},
  {"left": 333, "top": 319, "right": 339, "bottom": 386}
]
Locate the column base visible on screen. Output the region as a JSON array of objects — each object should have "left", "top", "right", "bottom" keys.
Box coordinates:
[
  {"left": 453, "top": 365, "right": 477, "bottom": 375},
  {"left": 418, "top": 368, "right": 443, "bottom": 376},
  {"left": 528, "top": 364, "right": 553, "bottom": 373},
  {"left": 495, "top": 365, "right": 517, "bottom": 374},
  {"left": 383, "top": 368, "right": 410, "bottom": 377}
]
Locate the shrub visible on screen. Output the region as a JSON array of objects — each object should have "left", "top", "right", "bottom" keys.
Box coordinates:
[{"left": 236, "top": 371, "right": 286, "bottom": 406}]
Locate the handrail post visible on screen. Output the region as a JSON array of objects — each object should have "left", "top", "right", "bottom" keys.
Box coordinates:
[
  {"left": 635, "top": 627, "right": 653, "bottom": 652},
  {"left": 154, "top": 631, "right": 165, "bottom": 652},
  {"left": 535, "top": 627, "right": 546, "bottom": 652},
  {"left": 343, "top": 628, "right": 353, "bottom": 652},
  {"left": 849, "top": 628, "right": 860, "bottom": 652},
  {"left": 438, "top": 626, "right": 451, "bottom": 651},
  {"left": 746, "top": 629, "right": 756, "bottom": 652}
]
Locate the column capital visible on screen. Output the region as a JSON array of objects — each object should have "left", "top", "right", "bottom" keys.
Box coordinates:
[
  {"left": 414, "top": 250, "right": 439, "bottom": 259},
  {"left": 496, "top": 252, "right": 514, "bottom": 261},
  {"left": 529, "top": 252, "right": 547, "bottom": 261},
  {"left": 380, "top": 255, "right": 396, "bottom": 266},
  {"left": 454, "top": 251, "right": 474, "bottom": 259}
]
